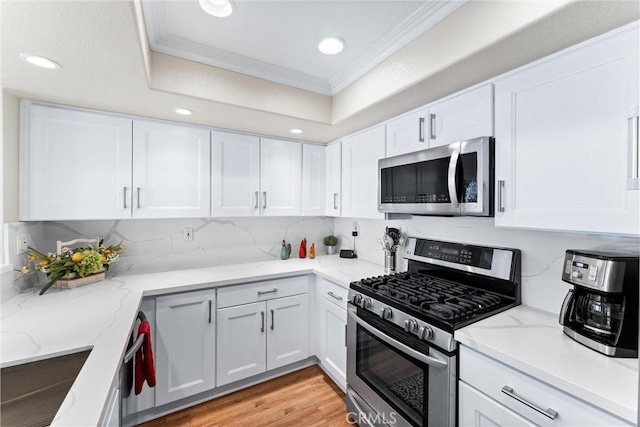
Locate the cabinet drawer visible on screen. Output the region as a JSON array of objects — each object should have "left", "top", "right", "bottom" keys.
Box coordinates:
[
  {"left": 217, "top": 276, "right": 309, "bottom": 308},
  {"left": 459, "top": 346, "right": 631, "bottom": 426},
  {"left": 317, "top": 277, "right": 348, "bottom": 310}
]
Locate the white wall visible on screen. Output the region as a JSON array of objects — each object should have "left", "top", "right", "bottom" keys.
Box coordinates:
[{"left": 334, "top": 217, "right": 639, "bottom": 314}]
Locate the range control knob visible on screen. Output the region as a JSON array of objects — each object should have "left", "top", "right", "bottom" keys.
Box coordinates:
[
  {"left": 352, "top": 294, "right": 363, "bottom": 305},
  {"left": 418, "top": 326, "right": 434, "bottom": 340},
  {"left": 404, "top": 319, "right": 418, "bottom": 333},
  {"left": 362, "top": 298, "right": 372, "bottom": 309},
  {"left": 380, "top": 307, "right": 393, "bottom": 320},
  {"left": 571, "top": 270, "right": 583, "bottom": 279}
]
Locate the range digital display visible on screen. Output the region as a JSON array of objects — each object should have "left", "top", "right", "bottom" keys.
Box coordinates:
[{"left": 441, "top": 248, "right": 459, "bottom": 255}]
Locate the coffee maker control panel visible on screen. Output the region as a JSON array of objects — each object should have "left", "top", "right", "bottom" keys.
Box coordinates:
[{"left": 562, "top": 250, "right": 630, "bottom": 293}]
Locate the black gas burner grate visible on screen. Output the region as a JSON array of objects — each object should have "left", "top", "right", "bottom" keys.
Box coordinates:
[{"left": 355, "top": 272, "right": 505, "bottom": 322}]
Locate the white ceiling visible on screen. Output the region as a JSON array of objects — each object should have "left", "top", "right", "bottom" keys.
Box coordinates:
[
  {"left": 2, "top": 1, "right": 638, "bottom": 142},
  {"left": 143, "top": 0, "right": 466, "bottom": 95}
]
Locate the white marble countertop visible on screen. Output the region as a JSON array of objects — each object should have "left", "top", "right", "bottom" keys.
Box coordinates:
[
  {"left": 1, "top": 255, "right": 385, "bottom": 427},
  {"left": 455, "top": 305, "right": 638, "bottom": 424}
]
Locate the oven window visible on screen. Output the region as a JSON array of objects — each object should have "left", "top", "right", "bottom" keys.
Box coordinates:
[{"left": 356, "top": 325, "right": 427, "bottom": 427}]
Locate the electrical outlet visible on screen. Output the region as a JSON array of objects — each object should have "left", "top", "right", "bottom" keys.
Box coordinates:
[
  {"left": 183, "top": 227, "right": 194, "bottom": 242},
  {"left": 16, "top": 234, "right": 29, "bottom": 255}
]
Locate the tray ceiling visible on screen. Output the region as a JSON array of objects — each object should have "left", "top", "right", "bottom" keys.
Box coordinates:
[{"left": 142, "top": 0, "right": 467, "bottom": 95}]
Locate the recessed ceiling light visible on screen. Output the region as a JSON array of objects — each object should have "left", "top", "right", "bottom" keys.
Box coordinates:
[
  {"left": 318, "top": 37, "right": 345, "bottom": 55},
  {"left": 199, "top": 0, "right": 233, "bottom": 17},
  {"left": 290, "top": 129, "right": 304, "bottom": 134},
  {"left": 19, "top": 53, "right": 60, "bottom": 69},
  {"left": 174, "top": 108, "right": 193, "bottom": 116}
]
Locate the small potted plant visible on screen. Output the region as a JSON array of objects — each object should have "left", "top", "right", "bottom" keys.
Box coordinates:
[{"left": 323, "top": 235, "right": 339, "bottom": 255}]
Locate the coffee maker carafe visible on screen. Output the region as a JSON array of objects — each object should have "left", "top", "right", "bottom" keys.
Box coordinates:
[{"left": 559, "top": 249, "right": 639, "bottom": 358}]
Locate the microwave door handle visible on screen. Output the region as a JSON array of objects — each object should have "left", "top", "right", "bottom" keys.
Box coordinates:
[
  {"left": 447, "top": 148, "right": 460, "bottom": 209},
  {"left": 348, "top": 309, "right": 448, "bottom": 369},
  {"left": 559, "top": 289, "right": 575, "bottom": 326}
]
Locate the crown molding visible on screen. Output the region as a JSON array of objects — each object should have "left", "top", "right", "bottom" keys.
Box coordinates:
[
  {"left": 329, "top": 0, "right": 468, "bottom": 94},
  {"left": 151, "top": 35, "right": 333, "bottom": 95}
]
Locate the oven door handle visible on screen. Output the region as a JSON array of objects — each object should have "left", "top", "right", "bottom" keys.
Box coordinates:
[
  {"left": 347, "top": 388, "right": 377, "bottom": 427},
  {"left": 348, "top": 310, "right": 448, "bottom": 369}
]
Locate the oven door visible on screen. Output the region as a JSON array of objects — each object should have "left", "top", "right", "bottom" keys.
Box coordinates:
[{"left": 346, "top": 305, "right": 456, "bottom": 427}]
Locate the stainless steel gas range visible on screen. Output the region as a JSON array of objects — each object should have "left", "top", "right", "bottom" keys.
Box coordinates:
[{"left": 346, "top": 237, "right": 521, "bottom": 427}]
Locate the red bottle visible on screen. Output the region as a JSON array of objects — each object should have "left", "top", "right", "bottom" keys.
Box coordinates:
[{"left": 299, "top": 238, "right": 307, "bottom": 258}]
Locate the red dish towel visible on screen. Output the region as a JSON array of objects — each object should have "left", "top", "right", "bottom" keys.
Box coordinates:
[{"left": 134, "top": 320, "right": 156, "bottom": 395}]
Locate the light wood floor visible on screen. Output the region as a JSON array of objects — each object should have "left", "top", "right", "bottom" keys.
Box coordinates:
[{"left": 139, "top": 366, "right": 352, "bottom": 427}]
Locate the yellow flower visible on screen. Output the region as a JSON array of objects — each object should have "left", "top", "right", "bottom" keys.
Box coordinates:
[
  {"left": 20, "top": 266, "right": 30, "bottom": 274},
  {"left": 27, "top": 255, "right": 35, "bottom": 263},
  {"left": 37, "top": 260, "right": 48, "bottom": 267},
  {"left": 118, "top": 244, "right": 125, "bottom": 250},
  {"left": 105, "top": 249, "right": 112, "bottom": 254}
]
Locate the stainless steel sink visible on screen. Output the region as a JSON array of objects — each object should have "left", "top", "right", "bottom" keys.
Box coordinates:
[{"left": 1, "top": 350, "right": 91, "bottom": 427}]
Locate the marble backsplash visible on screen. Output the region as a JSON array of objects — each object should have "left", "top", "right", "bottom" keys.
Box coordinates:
[
  {"left": 1, "top": 217, "right": 334, "bottom": 297},
  {"left": 334, "top": 217, "right": 640, "bottom": 314}
]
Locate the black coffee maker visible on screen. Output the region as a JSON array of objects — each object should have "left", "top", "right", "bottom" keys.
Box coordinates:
[{"left": 559, "top": 249, "right": 639, "bottom": 358}]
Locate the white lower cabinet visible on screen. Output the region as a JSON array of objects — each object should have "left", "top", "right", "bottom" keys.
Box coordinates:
[
  {"left": 315, "top": 278, "right": 348, "bottom": 390},
  {"left": 459, "top": 382, "right": 534, "bottom": 427},
  {"left": 459, "top": 346, "right": 632, "bottom": 427},
  {"left": 155, "top": 289, "right": 216, "bottom": 406},
  {"left": 216, "top": 285, "right": 309, "bottom": 387}
]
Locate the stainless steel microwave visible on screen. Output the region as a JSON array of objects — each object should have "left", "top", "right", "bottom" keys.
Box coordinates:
[{"left": 378, "top": 137, "right": 494, "bottom": 216}]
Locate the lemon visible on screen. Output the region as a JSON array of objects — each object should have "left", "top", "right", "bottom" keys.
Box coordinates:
[
  {"left": 38, "top": 260, "right": 48, "bottom": 267},
  {"left": 105, "top": 249, "right": 112, "bottom": 254},
  {"left": 71, "top": 252, "right": 84, "bottom": 263}
]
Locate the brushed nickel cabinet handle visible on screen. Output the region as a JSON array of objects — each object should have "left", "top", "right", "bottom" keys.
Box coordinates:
[
  {"left": 327, "top": 291, "right": 343, "bottom": 301},
  {"left": 263, "top": 191, "right": 267, "bottom": 209},
  {"left": 333, "top": 193, "right": 338, "bottom": 210},
  {"left": 498, "top": 180, "right": 506, "bottom": 213},
  {"left": 254, "top": 191, "right": 259, "bottom": 209},
  {"left": 628, "top": 110, "right": 639, "bottom": 190},
  {"left": 123, "top": 187, "right": 128, "bottom": 209},
  {"left": 260, "top": 311, "right": 265, "bottom": 333},
  {"left": 501, "top": 386, "right": 558, "bottom": 420},
  {"left": 418, "top": 117, "right": 425, "bottom": 142},
  {"left": 136, "top": 187, "right": 141, "bottom": 209},
  {"left": 430, "top": 113, "right": 436, "bottom": 140},
  {"left": 270, "top": 309, "right": 274, "bottom": 330},
  {"left": 257, "top": 288, "right": 278, "bottom": 296},
  {"left": 208, "top": 300, "right": 212, "bottom": 324}
]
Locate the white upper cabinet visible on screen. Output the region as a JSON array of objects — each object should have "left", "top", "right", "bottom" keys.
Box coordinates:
[
  {"left": 302, "top": 144, "right": 326, "bottom": 216},
  {"left": 325, "top": 141, "right": 342, "bottom": 217},
  {"left": 133, "top": 120, "right": 211, "bottom": 219},
  {"left": 22, "top": 103, "right": 133, "bottom": 220},
  {"left": 385, "top": 106, "right": 430, "bottom": 157},
  {"left": 342, "top": 125, "right": 386, "bottom": 219},
  {"left": 260, "top": 138, "right": 302, "bottom": 216},
  {"left": 428, "top": 84, "right": 494, "bottom": 148},
  {"left": 494, "top": 25, "right": 639, "bottom": 235},
  {"left": 211, "top": 131, "right": 261, "bottom": 217}
]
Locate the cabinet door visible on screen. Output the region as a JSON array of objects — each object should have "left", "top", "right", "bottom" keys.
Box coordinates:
[
  {"left": 124, "top": 299, "right": 156, "bottom": 416},
  {"left": 318, "top": 296, "right": 347, "bottom": 390},
  {"left": 23, "top": 104, "right": 132, "bottom": 220},
  {"left": 429, "top": 85, "right": 493, "bottom": 148},
  {"left": 132, "top": 120, "right": 211, "bottom": 218},
  {"left": 325, "top": 141, "right": 342, "bottom": 217},
  {"left": 302, "top": 144, "right": 326, "bottom": 216},
  {"left": 216, "top": 302, "right": 267, "bottom": 386},
  {"left": 260, "top": 138, "right": 302, "bottom": 216},
  {"left": 494, "top": 27, "right": 639, "bottom": 235},
  {"left": 155, "top": 290, "right": 215, "bottom": 406},
  {"left": 342, "top": 126, "right": 386, "bottom": 219},
  {"left": 459, "top": 382, "right": 535, "bottom": 427},
  {"left": 266, "top": 294, "right": 309, "bottom": 370},
  {"left": 211, "top": 131, "right": 261, "bottom": 217},
  {"left": 385, "top": 106, "right": 430, "bottom": 157}
]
